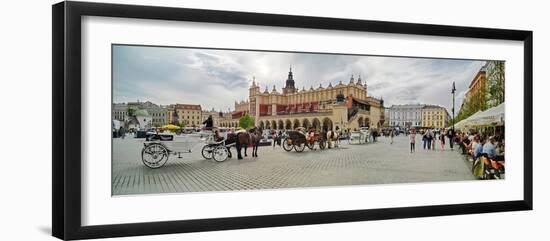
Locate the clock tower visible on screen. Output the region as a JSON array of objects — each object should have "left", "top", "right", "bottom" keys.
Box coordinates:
[{"left": 282, "top": 65, "right": 297, "bottom": 94}]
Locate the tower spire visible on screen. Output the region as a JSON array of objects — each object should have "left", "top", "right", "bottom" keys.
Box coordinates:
[{"left": 283, "top": 64, "right": 296, "bottom": 94}]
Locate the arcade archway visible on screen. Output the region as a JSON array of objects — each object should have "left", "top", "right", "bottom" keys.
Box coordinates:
[
  {"left": 293, "top": 119, "right": 301, "bottom": 129},
  {"left": 302, "top": 119, "right": 311, "bottom": 129},
  {"left": 312, "top": 118, "right": 321, "bottom": 130},
  {"left": 322, "top": 117, "right": 333, "bottom": 131}
]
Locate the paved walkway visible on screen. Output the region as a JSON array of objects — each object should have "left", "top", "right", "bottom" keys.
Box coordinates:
[{"left": 112, "top": 135, "right": 475, "bottom": 195}]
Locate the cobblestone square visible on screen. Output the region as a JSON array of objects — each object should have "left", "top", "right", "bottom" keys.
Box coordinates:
[{"left": 112, "top": 135, "right": 475, "bottom": 195}]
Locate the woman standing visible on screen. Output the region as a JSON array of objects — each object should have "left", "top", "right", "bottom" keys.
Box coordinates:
[{"left": 409, "top": 129, "right": 416, "bottom": 153}]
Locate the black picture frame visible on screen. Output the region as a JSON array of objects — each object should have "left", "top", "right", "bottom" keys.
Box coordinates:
[{"left": 52, "top": 1, "right": 533, "bottom": 240}]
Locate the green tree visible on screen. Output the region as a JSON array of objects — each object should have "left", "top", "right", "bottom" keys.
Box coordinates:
[
  {"left": 239, "top": 114, "right": 255, "bottom": 129},
  {"left": 486, "top": 61, "right": 505, "bottom": 108},
  {"left": 127, "top": 106, "right": 138, "bottom": 117}
]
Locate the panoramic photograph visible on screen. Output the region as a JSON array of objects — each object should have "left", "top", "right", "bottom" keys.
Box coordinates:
[{"left": 111, "top": 44, "right": 505, "bottom": 196}]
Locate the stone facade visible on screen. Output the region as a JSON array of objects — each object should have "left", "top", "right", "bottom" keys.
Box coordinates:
[
  {"left": 218, "top": 67, "right": 385, "bottom": 131},
  {"left": 201, "top": 108, "right": 224, "bottom": 128},
  {"left": 421, "top": 105, "right": 450, "bottom": 129},
  {"left": 174, "top": 104, "right": 202, "bottom": 127},
  {"left": 112, "top": 103, "right": 128, "bottom": 122},
  {"left": 389, "top": 104, "right": 450, "bottom": 129},
  {"left": 388, "top": 104, "right": 425, "bottom": 128}
]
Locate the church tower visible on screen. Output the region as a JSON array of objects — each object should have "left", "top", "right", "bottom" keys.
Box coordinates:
[
  {"left": 249, "top": 77, "right": 260, "bottom": 118},
  {"left": 282, "top": 65, "right": 297, "bottom": 94}
]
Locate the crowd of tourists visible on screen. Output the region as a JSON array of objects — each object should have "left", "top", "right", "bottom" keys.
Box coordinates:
[{"left": 455, "top": 129, "right": 505, "bottom": 178}]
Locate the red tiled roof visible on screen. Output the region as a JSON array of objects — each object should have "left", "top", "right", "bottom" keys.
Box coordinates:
[{"left": 175, "top": 104, "right": 202, "bottom": 110}]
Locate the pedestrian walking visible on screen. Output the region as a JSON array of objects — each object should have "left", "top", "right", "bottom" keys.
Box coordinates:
[
  {"left": 432, "top": 131, "right": 437, "bottom": 151},
  {"left": 448, "top": 129, "right": 454, "bottom": 150},
  {"left": 440, "top": 130, "right": 446, "bottom": 150},
  {"left": 272, "top": 129, "right": 277, "bottom": 148},
  {"left": 422, "top": 131, "right": 427, "bottom": 150},
  {"left": 427, "top": 129, "right": 433, "bottom": 150},
  {"left": 390, "top": 129, "right": 394, "bottom": 144},
  {"left": 119, "top": 127, "right": 125, "bottom": 139},
  {"left": 409, "top": 129, "right": 416, "bottom": 153}
]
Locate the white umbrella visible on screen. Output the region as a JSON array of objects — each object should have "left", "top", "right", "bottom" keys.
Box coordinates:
[{"left": 469, "top": 103, "right": 505, "bottom": 126}]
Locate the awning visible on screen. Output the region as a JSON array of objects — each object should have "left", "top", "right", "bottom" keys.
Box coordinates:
[
  {"left": 468, "top": 103, "right": 505, "bottom": 126},
  {"left": 454, "top": 103, "right": 504, "bottom": 130}
]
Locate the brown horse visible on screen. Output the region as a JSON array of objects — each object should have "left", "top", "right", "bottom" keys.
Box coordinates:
[
  {"left": 238, "top": 128, "right": 263, "bottom": 158},
  {"left": 248, "top": 128, "right": 262, "bottom": 157},
  {"left": 226, "top": 128, "right": 262, "bottom": 159}
]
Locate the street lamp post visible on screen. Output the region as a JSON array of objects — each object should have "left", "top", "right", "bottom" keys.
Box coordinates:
[{"left": 451, "top": 81, "right": 456, "bottom": 132}]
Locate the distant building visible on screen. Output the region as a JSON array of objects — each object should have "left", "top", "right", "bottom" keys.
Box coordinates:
[
  {"left": 466, "top": 66, "right": 487, "bottom": 113},
  {"left": 201, "top": 108, "right": 222, "bottom": 127},
  {"left": 175, "top": 104, "right": 202, "bottom": 127},
  {"left": 388, "top": 104, "right": 424, "bottom": 128},
  {"left": 112, "top": 103, "right": 128, "bottom": 122},
  {"left": 147, "top": 106, "right": 167, "bottom": 127},
  {"left": 383, "top": 107, "right": 390, "bottom": 127},
  {"left": 165, "top": 104, "right": 176, "bottom": 125},
  {"left": 122, "top": 100, "right": 168, "bottom": 127},
  {"left": 421, "top": 105, "right": 450, "bottom": 129},
  {"left": 457, "top": 60, "right": 505, "bottom": 123}
]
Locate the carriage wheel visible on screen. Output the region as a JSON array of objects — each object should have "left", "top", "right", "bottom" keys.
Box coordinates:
[
  {"left": 294, "top": 142, "right": 306, "bottom": 152},
  {"left": 306, "top": 141, "right": 315, "bottom": 150},
  {"left": 201, "top": 145, "right": 213, "bottom": 159},
  {"left": 141, "top": 143, "right": 169, "bottom": 168},
  {"left": 212, "top": 146, "right": 229, "bottom": 162},
  {"left": 282, "top": 139, "right": 293, "bottom": 152},
  {"left": 319, "top": 140, "right": 326, "bottom": 150}
]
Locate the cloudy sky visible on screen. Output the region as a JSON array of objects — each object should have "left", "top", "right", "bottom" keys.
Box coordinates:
[{"left": 113, "top": 45, "right": 487, "bottom": 113}]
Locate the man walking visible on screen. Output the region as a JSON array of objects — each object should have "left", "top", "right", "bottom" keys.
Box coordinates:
[
  {"left": 427, "top": 129, "right": 433, "bottom": 150},
  {"left": 432, "top": 130, "right": 437, "bottom": 151},
  {"left": 272, "top": 129, "right": 277, "bottom": 148},
  {"left": 448, "top": 129, "right": 454, "bottom": 150},
  {"left": 422, "top": 131, "right": 427, "bottom": 150}
]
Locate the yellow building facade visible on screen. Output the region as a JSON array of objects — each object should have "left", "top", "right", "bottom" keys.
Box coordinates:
[
  {"left": 421, "top": 105, "right": 450, "bottom": 129},
  {"left": 174, "top": 104, "right": 202, "bottom": 127}
]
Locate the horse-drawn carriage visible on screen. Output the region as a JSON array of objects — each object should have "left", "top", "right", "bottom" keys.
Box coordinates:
[
  {"left": 348, "top": 127, "right": 370, "bottom": 145},
  {"left": 141, "top": 132, "right": 230, "bottom": 168},
  {"left": 282, "top": 130, "right": 326, "bottom": 152},
  {"left": 200, "top": 133, "right": 236, "bottom": 161},
  {"left": 141, "top": 127, "right": 263, "bottom": 168}
]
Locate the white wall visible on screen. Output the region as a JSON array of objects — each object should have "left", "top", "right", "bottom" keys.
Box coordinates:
[{"left": 0, "top": 0, "right": 547, "bottom": 241}]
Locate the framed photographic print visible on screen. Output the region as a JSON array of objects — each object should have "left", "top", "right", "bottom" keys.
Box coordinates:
[{"left": 52, "top": 1, "right": 533, "bottom": 240}]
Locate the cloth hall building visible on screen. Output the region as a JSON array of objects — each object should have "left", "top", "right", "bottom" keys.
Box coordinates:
[{"left": 218, "top": 67, "right": 385, "bottom": 131}]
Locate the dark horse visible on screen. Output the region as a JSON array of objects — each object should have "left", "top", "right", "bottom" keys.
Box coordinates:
[{"left": 226, "top": 128, "right": 262, "bottom": 159}]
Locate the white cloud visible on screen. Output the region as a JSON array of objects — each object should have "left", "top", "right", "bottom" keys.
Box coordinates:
[{"left": 113, "top": 45, "right": 487, "bottom": 113}]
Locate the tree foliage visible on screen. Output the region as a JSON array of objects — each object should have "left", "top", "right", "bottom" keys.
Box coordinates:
[
  {"left": 239, "top": 114, "right": 255, "bottom": 129},
  {"left": 486, "top": 61, "right": 505, "bottom": 108},
  {"left": 455, "top": 60, "right": 505, "bottom": 124},
  {"left": 127, "top": 106, "right": 138, "bottom": 117},
  {"left": 179, "top": 121, "right": 186, "bottom": 128}
]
